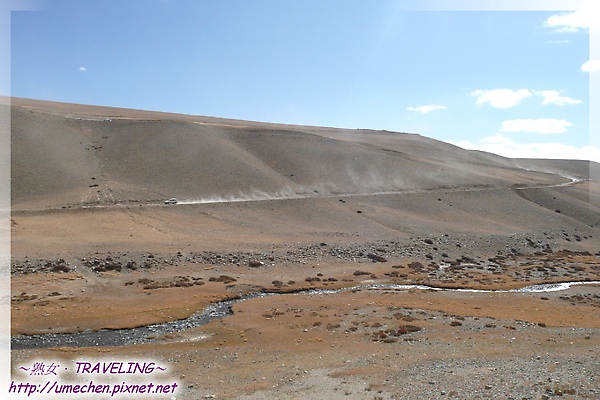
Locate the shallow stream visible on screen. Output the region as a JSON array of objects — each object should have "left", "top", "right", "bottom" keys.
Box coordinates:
[{"left": 11, "top": 281, "right": 599, "bottom": 350}]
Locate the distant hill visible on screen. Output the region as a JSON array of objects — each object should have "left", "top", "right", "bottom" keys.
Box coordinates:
[{"left": 9, "top": 97, "right": 596, "bottom": 209}]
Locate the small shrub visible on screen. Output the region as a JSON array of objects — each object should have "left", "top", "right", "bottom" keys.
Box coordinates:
[{"left": 396, "top": 325, "right": 422, "bottom": 335}]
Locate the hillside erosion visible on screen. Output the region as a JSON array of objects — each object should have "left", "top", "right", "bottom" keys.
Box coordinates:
[
  {"left": 10, "top": 97, "right": 595, "bottom": 210},
  {"left": 9, "top": 97, "right": 600, "bottom": 259}
]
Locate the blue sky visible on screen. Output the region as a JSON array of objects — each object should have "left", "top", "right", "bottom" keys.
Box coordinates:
[{"left": 9, "top": 0, "right": 600, "bottom": 161}]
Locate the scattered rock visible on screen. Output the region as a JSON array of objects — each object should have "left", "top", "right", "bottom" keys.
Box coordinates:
[
  {"left": 248, "top": 260, "right": 264, "bottom": 268},
  {"left": 367, "top": 253, "right": 387, "bottom": 263}
]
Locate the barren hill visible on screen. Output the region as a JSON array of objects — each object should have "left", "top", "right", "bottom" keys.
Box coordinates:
[
  {"left": 9, "top": 97, "right": 595, "bottom": 209},
  {"left": 9, "top": 97, "right": 600, "bottom": 259},
  {"left": 10, "top": 99, "right": 600, "bottom": 400}
]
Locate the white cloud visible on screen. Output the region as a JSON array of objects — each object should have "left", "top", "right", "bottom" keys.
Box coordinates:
[
  {"left": 501, "top": 119, "right": 572, "bottom": 135},
  {"left": 536, "top": 90, "right": 581, "bottom": 106},
  {"left": 79, "top": 66, "right": 88, "bottom": 72},
  {"left": 447, "top": 134, "right": 600, "bottom": 163},
  {"left": 544, "top": 3, "right": 600, "bottom": 33},
  {"left": 470, "top": 89, "right": 532, "bottom": 108},
  {"left": 581, "top": 60, "right": 600, "bottom": 72},
  {"left": 406, "top": 104, "right": 447, "bottom": 113}
]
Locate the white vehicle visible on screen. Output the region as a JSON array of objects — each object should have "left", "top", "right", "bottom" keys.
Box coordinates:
[{"left": 164, "top": 198, "right": 178, "bottom": 205}]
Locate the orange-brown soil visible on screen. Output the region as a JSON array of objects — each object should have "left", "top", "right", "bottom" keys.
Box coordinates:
[{"left": 9, "top": 98, "right": 600, "bottom": 399}]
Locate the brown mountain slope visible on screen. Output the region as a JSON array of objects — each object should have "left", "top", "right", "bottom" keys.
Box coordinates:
[
  {"left": 10, "top": 97, "right": 594, "bottom": 210},
  {"left": 9, "top": 97, "right": 600, "bottom": 260},
  {"left": 10, "top": 99, "right": 600, "bottom": 400}
]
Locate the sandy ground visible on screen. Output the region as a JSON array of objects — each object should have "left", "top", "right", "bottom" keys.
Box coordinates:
[
  {"left": 10, "top": 260, "right": 600, "bottom": 399},
  {"left": 10, "top": 226, "right": 600, "bottom": 399},
  {"left": 9, "top": 98, "right": 600, "bottom": 399}
]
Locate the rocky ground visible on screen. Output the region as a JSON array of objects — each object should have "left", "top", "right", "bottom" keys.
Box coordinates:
[
  {"left": 11, "top": 280, "right": 600, "bottom": 399},
  {"left": 10, "top": 235, "right": 600, "bottom": 399},
  {"left": 9, "top": 98, "right": 600, "bottom": 399}
]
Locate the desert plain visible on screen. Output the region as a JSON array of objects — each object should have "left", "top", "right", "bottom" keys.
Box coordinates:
[{"left": 7, "top": 98, "right": 600, "bottom": 399}]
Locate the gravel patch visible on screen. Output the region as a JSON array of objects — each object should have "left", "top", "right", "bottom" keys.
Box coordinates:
[{"left": 231, "top": 355, "right": 599, "bottom": 400}]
